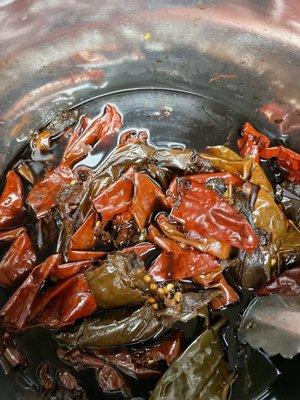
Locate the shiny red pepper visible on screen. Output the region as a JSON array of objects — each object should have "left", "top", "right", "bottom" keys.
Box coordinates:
[
  {"left": 0, "top": 229, "right": 37, "bottom": 288},
  {"left": 238, "top": 122, "right": 300, "bottom": 182},
  {"left": 0, "top": 254, "right": 61, "bottom": 329},
  {"left": 30, "top": 273, "right": 97, "bottom": 328},
  {"left": 260, "top": 146, "right": 300, "bottom": 183},
  {"left": 131, "top": 172, "right": 168, "bottom": 230},
  {"left": 237, "top": 123, "right": 270, "bottom": 162},
  {"left": 92, "top": 177, "right": 134, "bottom": 221},
  {"left": 170, "top": 180, "right": 259, "bottom": 252},
  {"left": 148, "top": 225, "right": 221, "bottom": 281},
  {"left": 51, "top": 260, "right": 93, "bottom": 280},
  {"left": 62, "top": 104, "right": 122, "bottom": 167},
  {"left": 195, "top": 273, "right": 239, "bottom": 309},
  {"left": 0, "top": 170, "right": 25, "bottom": 228},
  {"left": 118, "top": 130, "right": 148, "bottom": 146},
  {"left": 167, "top": 172, "right": 244, "bottom": 207},
  {"left": 27, "top": 105, "right": 123, "bottom": 218},
  {"left": 0, "top": 227, "right": 26, "bottom": 241},
  {"left": 120, "top": 242, "right": 157, "bottom": 261},
  {"left": 70, "top": 213, "right": 97, "bottom": 250},
  {"left": 67, "top": 250, "right": 106, "bottom": 262},
  {"left": 149, "top": 250, "right": 222, "bottom": 281},
  {"left": 26, "top": 164, "right": 74, "bottom": 218}
]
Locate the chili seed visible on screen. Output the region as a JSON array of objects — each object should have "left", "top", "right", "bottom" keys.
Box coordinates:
[
  {"left": 150, "top": 283, "right": 157, "bottom": 291},
  {"left": 173, "top": 292, "right": 182, "bottom": 303}
]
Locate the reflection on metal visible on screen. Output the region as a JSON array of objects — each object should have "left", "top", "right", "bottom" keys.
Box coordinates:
[{"left": 0, "top": 0, "right": 299, "bottom": 170}]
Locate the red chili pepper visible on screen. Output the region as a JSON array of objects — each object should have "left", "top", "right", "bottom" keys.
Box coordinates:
[
  {"left": 93, "top": 170, "right": 166, "bottom": 230},
  {"left": 237, "top": 123, "right": 270, "bottom": 162},
  {"left": 52, "top": 260, "right": 93, "bottom": 279},
  {"left": 92, "top": 177, "right": 134, "bottom": 221},
  {"left": 70, "top": 213, "right": 97, "bottom": 250},
  {"left": 0, "top": 170, "right": 25, "bottom": 229},
  {"left": 92, "top": 331, "right": 183, "bottom": 378},
  {"left": 167, "top": 172, "right": 244, "bottom": 206},
  {"left": 148, "top": 224, "right": 183, "bottom": 253},
  {"left": 57, "top": 348, "right": 131, "bottom": 397},
  {"left": 141, "top": 331, "right": 183, "bottom": 366},
  {"left": 30, "top": 273, "right": 97, "bottom": 328},
  {"left": 0, "top": 230, "right": 37, "bottom": 288},
  {"left": 26, "top": 164, "right": 74, "bottom": 218},
  {"left": 170, "top": 180, "right": 259, "bottom": 251},
  {"left": 149, "top": 250, "right": 222, "bottom": 281},
  {"left": 131, "top": 172, "right": 167, "bottom": 230},
  {"left": 118, "top": 130, "right": 148, "bottom": 146},
  {"left": 27, "top": 105, "right": 123, "bottom": 218},
  {"left": 260, "top": 146, "right": 300, "bottom": 183},
  {"left": 62, "top": 104, "right": 122, "bottom": 167},
  {"left": 155, "top": 212, "right": 231, "bottom": 260},
  {"left": 195, "top": 273, "right": 239, "bottom": 309},
  {"left": 238, "top": 122, "right": 300, "bottom": 182},
  {"left": 120, "top": 242, "right": 157, "bottom": 261},
  {"left": 67, "top": 250, "right": 106, "bottom": 262},
  {"left": 0, "top": 254, "right": 61, "bottom": 329},
  {"left": 0, "top": 227, "right": 26, "bottom": 241},
  {"left": 148, "top": 225, "right": 221, "bottom": 281}
]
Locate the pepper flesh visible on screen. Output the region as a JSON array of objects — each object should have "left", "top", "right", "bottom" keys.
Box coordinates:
[
  {"left": 0, "top": 170, "right": 25, "bottom": 228},
  {"left": 148, "top": 225, "right": 221, "bottom": 281},
  {"left": 170, "top": 180, "right": 259, "bottom": 251},
  {"left": 0, "top": 230, "right": 37, "bottom": 288},
  {"left": 30, "top": 273, "right": 97, "bottom": 328},
  {"left": 0, "top": 254, "right": 61, "bottom": 329}
]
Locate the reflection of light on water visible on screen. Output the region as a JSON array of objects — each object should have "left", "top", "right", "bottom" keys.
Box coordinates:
[
  {"left": 156, "top": 141, "right": 186, "bottom": 150},
  {"left": 76, "top": 150, "right": 106, "bottom": 168}
]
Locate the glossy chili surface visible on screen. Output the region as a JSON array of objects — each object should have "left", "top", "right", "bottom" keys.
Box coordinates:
[{"left": 0, "top": 107, "right": 299, "bottom": 400}]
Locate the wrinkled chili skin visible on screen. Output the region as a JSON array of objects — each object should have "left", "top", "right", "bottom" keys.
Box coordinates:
[
  {"left": 0, "top": 231, "right": 37, "bottom": 288},
  {"left": 27, "top": 104, "right": 123, "bottom": 218},
  {"left": 30, "top": 273, "right": 97, "bottom": 328},
  {"left": 170, "top": 180, "right": 259, "bottom": 251},
  {"left": 26, "top": 164, "right": 74, "bottom": 218},
  {"left": 2, "top": 104, "right": 300, "bottom": 400},
  {"left": 0, "top": 170, "right": 25, "bottom": 229},
  {"left": 147, "top": 224, "right": 221, "bottom": 281},
  {"left": 238, "top": 123, "right": 270, "bottom": 162},
  {"left": 155, "top": 213, "right": 231, "bottom": 259},
  {"left": 0, "top": 254, "right": 61, "bottom": 329},
  {"left": 238, "top": 122, "right": 300, "bottom": 182},
  {"left": 92, "top": 177, "right": 134, "bottom": 221}
]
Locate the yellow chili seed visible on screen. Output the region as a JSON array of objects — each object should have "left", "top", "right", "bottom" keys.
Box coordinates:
[
  {"left": 271, "top": 258, "right": 277, "bottom": 266},
  {"left": 166, "top": 283, "right": 174, "bottom": 292},
  {"left": 150, "top": 283, "right": 157, "bottom": 291},
  {"left": 157, "top": 287, "right": 165, "bottom": 296},
  {"left": 152, "top": 303, "right": 159, "bottom": 310},
  {"left": 173, "top": 292, "right": 182, "bottom": 303},
  {"left": 143, "top": 275, "right": 151, "bottom": 283},
  {"left": 148, "top": 297, "right": 156, "bottom": 304}
]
